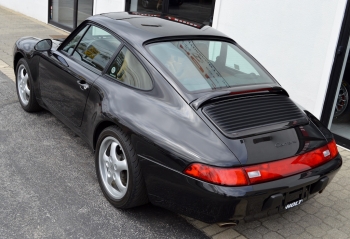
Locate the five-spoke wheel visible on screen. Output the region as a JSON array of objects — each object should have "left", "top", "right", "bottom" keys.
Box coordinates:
[
  {"left": 15, "top": 58, "right": 41, "bottom": 112},
  {"left": 17, "top": 64, "right": 30, "bottom": 106},
  {"left": 99, "top": 136, "right": 129, "bottom": 200},
  {"left": 96, "top": 126, "right": 148, "bottom": 208}
]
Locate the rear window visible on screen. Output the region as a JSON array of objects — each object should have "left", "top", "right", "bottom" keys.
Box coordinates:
[{"left": 147, "top": 40, "right": 274, "bottom": 92}]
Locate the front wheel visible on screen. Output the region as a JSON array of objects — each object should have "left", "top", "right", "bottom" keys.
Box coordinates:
[
  {"left": 95, "top": 126, "right": 148, "bottom": 208},
  {"left": 15, "top": 58, "right": 41, "bottom": 112}
]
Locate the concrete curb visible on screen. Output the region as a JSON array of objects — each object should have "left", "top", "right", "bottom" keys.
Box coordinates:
[{"left": 0, "top": 60, "right": 15, "bottom": 82}]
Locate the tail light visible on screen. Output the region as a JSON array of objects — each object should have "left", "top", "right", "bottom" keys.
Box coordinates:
[
  {"left": 183, "top": 163, "right": 248, "bottom": 186},
  {"left": 183, "top": 140, "right": 338, "bottom": 186}
]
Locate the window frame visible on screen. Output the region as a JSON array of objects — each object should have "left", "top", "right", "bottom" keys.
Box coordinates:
[
  {"left": 59, "top": 21, "right": 124, "bottom": 75},
  {"left": 102, "top": 45, "right": 155, "bottom": 92},
  {"left": 61, "top": 24, "right": 90, "bottom": 57}
]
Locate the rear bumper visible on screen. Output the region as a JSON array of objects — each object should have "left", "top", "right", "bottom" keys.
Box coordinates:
[{"left": 139, "top": 154, "right": 342, "bottom": 223}]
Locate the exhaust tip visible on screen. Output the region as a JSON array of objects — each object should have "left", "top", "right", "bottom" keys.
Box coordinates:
[{"left": 217, "top": 221, "right": 238, "bottom": 227}]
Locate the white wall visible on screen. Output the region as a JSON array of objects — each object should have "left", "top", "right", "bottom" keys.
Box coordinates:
[
  {"left": 213, "top": 0, "right": 347, "bottom": 118},
  {"left": 0, "top": 0, "right": 48, "bottom": 23},
  {"left": 93, "top": 0, "right": 125, "bottom": 15}
]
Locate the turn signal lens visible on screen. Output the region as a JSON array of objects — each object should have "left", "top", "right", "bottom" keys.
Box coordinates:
[
  {"left": 183, "top": 163, "right": 248, "bottom": 186},
  {"left": 184, "top": 140, "right": 338, "bottom": 186},
  {"left": 327, "top": 139, "right": 338, "bottom": 158}
]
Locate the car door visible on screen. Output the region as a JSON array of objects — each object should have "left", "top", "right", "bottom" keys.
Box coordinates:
[{"left": 39, "top": 24, "right": 122, "bottom": 127}]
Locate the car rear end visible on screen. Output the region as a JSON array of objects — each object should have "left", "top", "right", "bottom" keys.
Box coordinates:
[
  {"left": 143, "top": 38, "right": 342, "bottom": 223},
  {"left": 184, "top": 90, "right": 342, "bottom": 223}
]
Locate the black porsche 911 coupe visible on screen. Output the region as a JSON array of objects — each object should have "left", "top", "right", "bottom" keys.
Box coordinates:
[{"left": 13, "top": 12, "right": 342, "bottom": 224}]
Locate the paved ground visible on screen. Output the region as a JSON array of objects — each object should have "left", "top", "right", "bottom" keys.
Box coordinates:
[
  {"left": 0, "top": 70, "right": 207, "bottom": 238},
  {"left": 1, "top": 4, "right": 350, "bottom": 239},
  {"left": 0, "top": 6, "right": 68, "bottom": 68}
]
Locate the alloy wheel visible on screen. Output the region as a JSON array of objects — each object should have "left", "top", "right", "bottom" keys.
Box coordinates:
[
  {"left": 17, "top": 64, "right": 30, "bottom": 106},
  {"left": 99, "top": 136, "right": 129, "bottom": 200},
  {"left": 334, "top": 83, "right": 349, "bottom": 117}
]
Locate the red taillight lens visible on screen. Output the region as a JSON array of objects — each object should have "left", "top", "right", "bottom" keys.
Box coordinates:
[
  {"left": 327, "top": 139, "right": 338, "bottom": 158},
  {"left": 184, "top": 140, "right": 338, "bottom": 186},
  {"left": 183, "top": 163, "right": 248, "bottom": 186}
]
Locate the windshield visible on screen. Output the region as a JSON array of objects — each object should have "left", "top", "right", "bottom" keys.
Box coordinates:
[{"left": 148, "top": 40, "right": 275, "bottom": 92}]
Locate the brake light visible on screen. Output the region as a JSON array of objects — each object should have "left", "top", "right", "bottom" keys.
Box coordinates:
[
  {"left": 183, "top": 140, "right": 338, "bottom": 186},
  {"left": 183, "top": 163, "right": 248, "bottom": 186}
]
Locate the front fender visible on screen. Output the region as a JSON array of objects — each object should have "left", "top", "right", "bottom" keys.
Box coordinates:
[
  {"left": 13, "top": 37, "right": 42, "bottom": 104},
  {"left": 13, "top": 37, "right": 41, "bottom": 63}
]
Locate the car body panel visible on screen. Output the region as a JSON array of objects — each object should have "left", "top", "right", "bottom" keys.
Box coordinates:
[
  {"left": 140, "top": 154, "right": 342, "bottom": 223},
  {"left": 38, "top": 51, "right": 99, "bottom": 127},
  {"left": 90, "top": 68, "right": 241, "bottom": 170}
]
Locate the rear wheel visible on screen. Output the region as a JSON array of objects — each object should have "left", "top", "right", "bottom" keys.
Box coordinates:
[
  {"left": 95, "top": 126, "right": 148, "bottom": 208},
  {"left": 15, "top": 58, "right": 41, "bottom": 112}
]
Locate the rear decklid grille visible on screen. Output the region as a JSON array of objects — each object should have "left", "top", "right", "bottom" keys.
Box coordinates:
[{"left": 203, "top": 95, "right": 308, "bottom": 138}]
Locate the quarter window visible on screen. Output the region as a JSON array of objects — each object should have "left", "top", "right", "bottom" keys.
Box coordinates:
[
  {"left": 71, "top": 26, "right": 121, "bottom": 71},
  {"left": 107, "top": 47, "right": 152, "bottom": 90}
]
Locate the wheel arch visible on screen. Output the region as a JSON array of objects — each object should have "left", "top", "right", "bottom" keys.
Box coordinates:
[
  {"left": 13, "top": 52, "right": 24, "bottom": 71},
  {"left": 93, "top": 120, "right": 119, "bottom": 151}
]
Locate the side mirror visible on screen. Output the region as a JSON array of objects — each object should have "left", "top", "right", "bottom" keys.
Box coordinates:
[{"left": 34, "top": 39, "right": 52, "bottom": 52}]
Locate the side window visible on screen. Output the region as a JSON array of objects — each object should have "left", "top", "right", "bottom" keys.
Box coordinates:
[
  {"left": 107, "top": 47, "right": 153, "bottom": 90},
  {"left": 71, "top": 26, "right": 121, "bottom": 71},
  {"left": 226, "top": 45, "right": 259, "bottom": 75},
  {"left": 62, "top": 25, "right": 89, "bottom": 55}
]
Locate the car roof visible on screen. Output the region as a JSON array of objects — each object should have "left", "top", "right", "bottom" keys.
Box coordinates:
[
  {"left": 87, "top": 12, "right": 231, "bottom": 46},
  {"left": 84, "top": 12, "right": 236, "bottom": 103}
]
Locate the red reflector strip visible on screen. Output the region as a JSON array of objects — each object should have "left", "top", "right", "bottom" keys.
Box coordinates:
[
  {"left": 183, "top": 140, "right": 338, "bottom": 186},
  {"left": 245, "top": 140, "right": 338, "bottom": 184},
  {"left": 183, "top": 163, "right": 248, "bottom": 186}
]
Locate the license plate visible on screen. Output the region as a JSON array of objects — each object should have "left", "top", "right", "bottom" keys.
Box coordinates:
[{"left": 285, "top": 199, "right": 303, "bottom": 210}]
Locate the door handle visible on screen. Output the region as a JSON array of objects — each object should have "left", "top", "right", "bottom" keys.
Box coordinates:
[{"left": 77, "top": 80, "right": 89, "bottom": 90}]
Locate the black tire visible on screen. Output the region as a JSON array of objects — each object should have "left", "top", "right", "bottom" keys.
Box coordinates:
[
  {"left": 333, "top": 81, "right": 350, "bottom": 123},
  {"left": 15, "top": 58, "right": 42, "bottom": 112},
  {"left": 95, "top": 126, "right": 148, "bottom": 209}
]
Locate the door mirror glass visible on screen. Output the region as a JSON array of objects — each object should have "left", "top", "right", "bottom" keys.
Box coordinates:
[{"left": 35, "top": 39, "right": 52, "bottom": 51}]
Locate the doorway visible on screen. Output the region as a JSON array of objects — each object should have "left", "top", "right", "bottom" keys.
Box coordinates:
[
  {"left": 49, "top": 0, "right": 93, "bottom": 31},
  {"left": 321, "top": 0, "right": 350, "bottom": 148}
]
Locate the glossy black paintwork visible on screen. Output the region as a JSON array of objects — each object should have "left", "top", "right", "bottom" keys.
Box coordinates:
[
  {"left": 91, "top": 61, "right": 238, "bottom": 170},
  {"left": 39, "top": 51, "right": 99, "bottom": 127},
  {"left": 13, "top": 13, "right": 342, "bottom": 223},
  {"left": 140, "top": 154, "right": 342, "bottom": 223}
]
